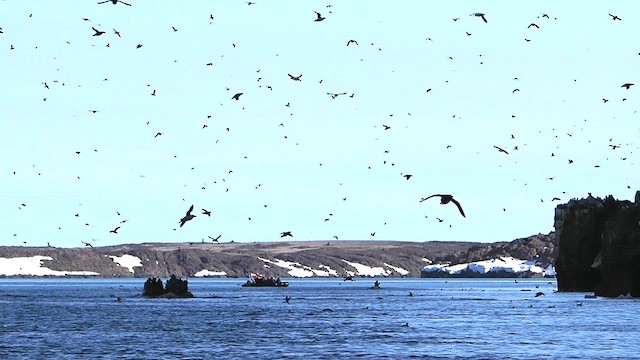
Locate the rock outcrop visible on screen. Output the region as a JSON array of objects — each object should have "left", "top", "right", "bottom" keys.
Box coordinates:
[{"left": 554, "top": 192, "right": 640, "bottom": 297}]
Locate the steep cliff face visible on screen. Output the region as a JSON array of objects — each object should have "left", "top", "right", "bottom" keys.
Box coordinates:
[{"left": 554, "top": 193, "right": 640, "bottom": 297}]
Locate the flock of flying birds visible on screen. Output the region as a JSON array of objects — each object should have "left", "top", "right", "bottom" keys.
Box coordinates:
[{"left": 3, "top": 2, "right": 638, "bottom": 248}]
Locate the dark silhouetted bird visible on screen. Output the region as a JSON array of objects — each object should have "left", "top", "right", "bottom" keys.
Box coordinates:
[
  {"left": 420, "top": 194, "right": 466, "bottom": 218},
  {"left": 470, "top": 13, "right": 487, "bottom": 23},
  {"left": 280, "top": 231, "right": 293, "bottom": 238},
  {"left": 110, "top": 226, "right": 120, "bottom": 234},
  {"left": 528, "top": 23, "right": 539, "bottom": 28},
  {"left": 232, "top": 92, "right": 243, "bottom": 100},
  {"left": 92, "top": 27, "right": 105, "bottom": 36},
  {"left": 314, "top": 11, "right": 325, "bottom": 22},
  {"left": 82, "top": 241, "right": 93, "bottom": 248},
  {"left": 494, "top": 146, "right": 509, "bottom": 154},
  {"left": 621, "top": 83, "right": 634, "bottom": 89},
  {"left": 288, "top": 74, "right": 302, "bottom": 81},
  {"left": 98, "top": 0, "right": 131, "bottom": 5},
  {"left": 202, "top": 209, "right": 211, "bottom": 216},
  {"left": 609, "top": 13, "right": 621, "bottom": 21},
  {"left": 347, "top": 39, "right": 359, "bottom": 46},
  {"left": 179, "top": 205, "right": 196, "bottom": 227}
]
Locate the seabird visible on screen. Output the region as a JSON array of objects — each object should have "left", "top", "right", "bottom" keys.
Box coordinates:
[
  {"left": 82, "top": 241, "right": 93, "bottom": 248},
  {"left": 288, "top": 74, "right": 302, "bottom": 81},
  {"left": 92, "top": 27, "right": 105, "bottom": 36},
  {"left": 420, "top": 194, "right": 466, "bottom": 218},
  {"left": 110, "top": 226, "right": 120, "bottom": 234},
  {"left": 202, "top": 209, "right": 212, "bottom": 216},
  {"left": 179, "top": 205, "right": 196, "bottom": 227},
  {"left": 494, "top": 145, "right": 509, "bottom": 154},
  {"left": 314, "top": 11, "right": 325, "bottom": 22},
  {"left": 608, "top": 13, "right": 621, "bottom": 21},
  {"left": 621, "top": 83, "right": 634, "bottom": 89},
  {"left": 232, "top": 92, "right": 243, "bottom": 100},
  {"left": 470, "top": 13, "right": 487, "bottom": 23},
  {"left": 346, "top": 39, "right": 359, "bottom": 46},
  {"left": 98, "top": 0, "right": 131, "bottom": 5},
  {"left": 280, "top": 231, "right": 293, "bottom": 238},
  {"left": 528, "top": 23, "right": 539, "bottom": 28}
]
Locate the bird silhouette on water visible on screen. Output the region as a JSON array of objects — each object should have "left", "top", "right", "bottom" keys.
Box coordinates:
[
  {"left": 420, "top": 194, "right": 466, "bottom": 218},
  {"left": 179, "top": 205, "right": 196, "bottom": 227}
]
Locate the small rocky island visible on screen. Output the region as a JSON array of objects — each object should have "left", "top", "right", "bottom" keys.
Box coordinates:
[
  {"left": 554, "top": 191, "right": 640, "bottom": 297},
  {"left": 143, "top": 274, "right": 194, "bottom": 298}
]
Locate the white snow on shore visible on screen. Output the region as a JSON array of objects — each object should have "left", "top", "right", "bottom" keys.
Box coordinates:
[
  {"left": 0, "top": 256, "right": 99, "bottom": 276},
  {"left": 107, "top": 254, "right": 143, "bottom": 274},
  {"left": 422, "top": 257, "right": 554, "bottom": 276},
  {"left": 384, "top": 263, "right": 410, "bottom": 276},
  {"left": 342, "top": 260, "right": 390, "bottom": 277},
  {"left": 193, "top": 269, "right": 228, "bottom": 277},
  {"left": 258, "top": 257, "right": 339, "bottom": 277}
]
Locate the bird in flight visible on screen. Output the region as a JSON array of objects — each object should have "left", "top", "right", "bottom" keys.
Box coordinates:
[
  {"left": 420, "top": 194, "right": 466, "bottom": 218},
  {"left": 314, "top": 11, "right": 325, "bottom": 22},
  {"left": 113, "top": 28, "right": 121, "bottom": 37},
  {"left": 470, "top": 13, "right": 487, "bottom": 23},
  {"left": 82, "top": 241, "right": 93, "bottom": 248},
  {"left": 528, "top": 23, "right": 539, "bottom": 28},
  {"left": 154, "top": 132, "right": 163, "bottom": 138},
  {"left": 621, "top": 83, "right": 634, "bottom": 89},
  {"left": 208, "top": 235, "right": 221, "bottom": 242},
  {"left": 179, "top": 205, "right": 196, "bottom": 227},
  {"left": 92, "top": 27, "right": 105, "bottom": 36},
  {"left": 494, "top": 145, "right": 509, "bottom": 154},
  {"left": 346, "top": 39, "right": 359, "bottom": 46},
  {"left": 609, "top": 13, "right": 621, "bottom": 21},
  {"left": 280, "top": 231, "right": 293, "bottom": 238},
  {"left": 288, "top": 74, "right": 302, "bottom": 81},
  {"left": 232, "top": 92, "right": 243, "bottom": 100},
  {"left": 98, "top": 0, "right": 131, "bottom": 5},
  {"left": 202, "top": 209, "right": 211, "bottom": 216},
  {"left": 110, "top": 226, "right": 120, "bottom": 234},
  {"left": 327, "top": 92, "right": 347, "bottom": 99},
  {"left": 403, "top": 174, "right": 413, "bottom": 180}
]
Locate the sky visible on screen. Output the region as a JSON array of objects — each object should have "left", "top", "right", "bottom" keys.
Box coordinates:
[{"left": 1, "top": 1, "right": 638, "bottom": 248}]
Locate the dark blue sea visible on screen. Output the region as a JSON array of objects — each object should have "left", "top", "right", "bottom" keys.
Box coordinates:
[{"left": 0, "top": 278, "right": 638, "bottom": 359}]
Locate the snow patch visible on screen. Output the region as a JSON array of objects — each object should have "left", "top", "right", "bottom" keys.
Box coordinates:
[
  {"left": 342, "top": 260, "right": 390, "bottom": 277},
  {"left": 258, "top": 257, "right": 338, "bottom": 277},
  {"left": 384, "top": 263, "right": 410, "bottom": 275},
  {"left": 108, "top": 254, "right": 143, "bottom": 274},
  {"left": 0, "top": 256, "right": 99, "bottom": 276},
  {"left": 422, "top": 257, "right": 552, "bottom": 276},
  {"left": 193, "top": 269, "right": 227, "bottom": 277}
]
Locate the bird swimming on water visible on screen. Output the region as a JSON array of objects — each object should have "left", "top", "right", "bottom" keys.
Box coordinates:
[{"left": 420, "top": 194, "right": 466, "bottom": 217}]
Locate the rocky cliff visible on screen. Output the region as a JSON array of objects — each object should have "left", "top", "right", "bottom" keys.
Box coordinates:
[
  {"left": 554, "top": 192, "right": 640, "bottom": 297},
  {"left": 0, "top": 234, "right": 556, "bottom": 278}
]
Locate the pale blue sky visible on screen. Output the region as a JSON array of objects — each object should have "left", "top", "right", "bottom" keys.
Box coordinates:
[{"left": 1, "top": 1, "right": 638, "bottom": 248}]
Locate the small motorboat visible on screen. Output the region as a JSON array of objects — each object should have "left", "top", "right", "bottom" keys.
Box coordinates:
[{"left": 241, "top": 273, "right": 289, "bottom": 287}]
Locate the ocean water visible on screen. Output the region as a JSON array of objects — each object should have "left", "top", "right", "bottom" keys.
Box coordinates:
[{"left": 0, "top": 278, "right": 638, "bottom": 359}]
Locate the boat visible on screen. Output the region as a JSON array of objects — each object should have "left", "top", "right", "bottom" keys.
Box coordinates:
[{"left": 241, "top": 273, "right": 289, "bottom": 287}]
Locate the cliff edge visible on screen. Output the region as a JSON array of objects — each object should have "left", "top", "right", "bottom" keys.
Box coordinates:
[{"left": 554, "top": 192, "right": 640, "bottom": 297}]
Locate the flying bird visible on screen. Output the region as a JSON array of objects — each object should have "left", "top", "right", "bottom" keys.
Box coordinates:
[
  {"left": 609, "top": 13, "right": 621, "bottom": 21},
  {"left": 280, "top": 231, "right": 293, "bottom": 238},
  {"left": 528, "top": 23, "right": 539, "bottom": 28},
  {"left": 179, "top": 205, "right": 196, "bottom": 227},
  {"left": 314, "top": 11, "right": 325, "bottom": 22},
  {"left": 327, "top": 92, "right": 347, "bottom": 99},
  {"left": 202, "top": 209, "right": 211, "bottom": 216},
  {"left": 98, "top": 0, "right": 131, "bottom": 5},
  {"left": 288, "top": 74, "right": 302, "bottom": 81},
  {"left": 347, "top": 39, "right": 359, "bottom": 46},
  {"left": 110, "top": 226, "right": 120, "bottom": 234},
  {"left": 232, "top": 92, "right": 243, "bottom": 100},
  {"left": 470, "top": 13, "right": 487, "bottom": 23},
  {"left": 113, "top": 28, "right": 121, "bottom": 37},
  {"left": 403, "top": 174, "right": 413, "bottom": 180},
  {"left": 82, "top": 241, "right": 93, "bottom": 248},
  {"left": 420, "top": 194, "right": 466, "bottom": 218},
  {"left": 208, "top": 235, "right": 221, "bottom": 242},
  {"left": 621, "top": 83, "right": 634, "bottom": 89},
  {"left": 92, "top": 27, "right": 105, "bottom": 36},
  {"left": 494, "top": 146, "right": 509, "bottom": 154}
]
